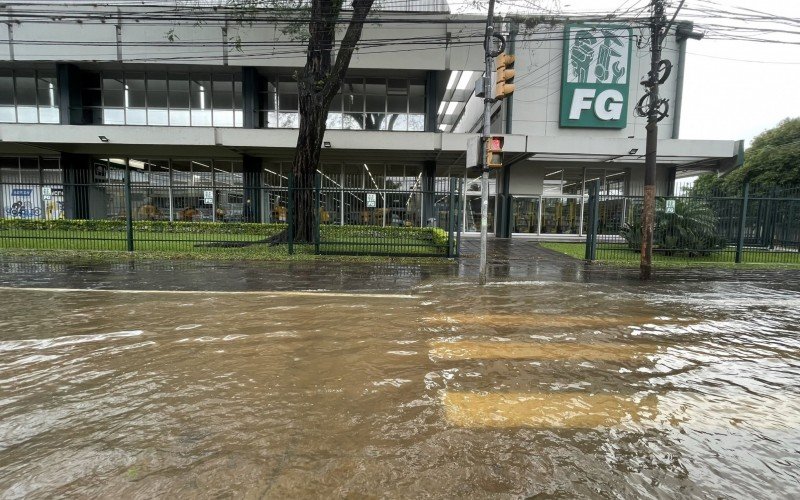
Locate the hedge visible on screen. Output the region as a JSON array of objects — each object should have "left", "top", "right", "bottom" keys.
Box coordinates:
[
  {"left": 0, "top": 219, "right": 449, "bottom": 245},
  {"left": 0, "top": 219, "right": 285, "bottom": 235}
]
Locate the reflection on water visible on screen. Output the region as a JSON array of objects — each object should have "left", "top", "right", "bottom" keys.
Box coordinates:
[{"left": 1, "top": 277, "right": 800, "bottom": 498}]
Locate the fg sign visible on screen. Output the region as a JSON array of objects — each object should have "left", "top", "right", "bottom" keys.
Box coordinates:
[{"left": 560, "top": 24, "right": 633, "bottom": 129}]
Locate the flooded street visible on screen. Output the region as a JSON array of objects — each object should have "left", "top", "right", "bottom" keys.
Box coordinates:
[{"left": 1, "top": 256, "right": 800, "bottom": 497}]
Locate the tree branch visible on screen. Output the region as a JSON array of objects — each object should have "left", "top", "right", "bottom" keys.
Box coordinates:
[{"left": 323, "top": 0, "right": 376, "bottom": 103}]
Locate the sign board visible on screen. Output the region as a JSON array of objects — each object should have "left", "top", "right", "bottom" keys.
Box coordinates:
[
  {"left": 203, "top": 190, "right": 214, "bottom": 205},
  {"left": 665, "top": 199, "right": 676, "bottom": 214},
  {"left": 42, "top": 187, "right": 52, "bottom": 196},
  {"left": 4, "top": 185, "right": 42, "bottom": 219},
  {"left": 366, "top": 193, "right": 377, "bottom": 208},
  {"left": 560, "top": 24, "right": 633, "bottom": 129},
  {"left": 466, "top": 135, "right": 480, "bottom": 169}
]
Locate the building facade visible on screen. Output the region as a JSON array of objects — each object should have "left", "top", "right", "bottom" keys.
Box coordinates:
[{"left": 0, "top": 1, "right": 742, "bottom": 238}]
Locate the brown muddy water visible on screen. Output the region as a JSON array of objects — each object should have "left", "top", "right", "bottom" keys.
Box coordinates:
[{"left": 1, "top": 277, "right": 800, "bottom": 498}]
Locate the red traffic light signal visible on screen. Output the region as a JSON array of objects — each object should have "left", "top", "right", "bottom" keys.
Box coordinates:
[{"left": 485, "top": 136, "right": 504, "bottom": 169}]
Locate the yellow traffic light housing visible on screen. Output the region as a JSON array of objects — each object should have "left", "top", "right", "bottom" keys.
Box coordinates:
[
  {"left": 495, "top": 53, "right": 516, "bottom": 100},
  {"left": 485, "top": 136, "right": 504, "bottom": 169}
]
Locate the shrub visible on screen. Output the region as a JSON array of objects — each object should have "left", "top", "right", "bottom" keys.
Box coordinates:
[{"left": 620, "top": 198, "right": 726, "bottom": 256}]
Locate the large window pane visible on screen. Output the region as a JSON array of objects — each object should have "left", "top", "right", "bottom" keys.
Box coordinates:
[
  {"left": 0, "top": 70, "right": 14, "bottom": 105},
  {"left": 213, "top": 110, "right": 234, "bottom": 127},
  {"left": 36, "top": 72, "right": 58, "bottom": 108},
  {"left": 212, "top": 75, "right": 233, "bottom": 109},
  {"left": 103, "top": 108, "right": 125, "bottom": 125},
  {"left": 103, "top": 72, "right": 124, "bottom": 107},
  {"left": 408, "top": 114, "right": 425, "bottom": 131},
  {"left": 387, "top": 95, "right": 406, "bottom": 113},
  {"left": 169, "top": 109, "right": 190, "bottom": 126},
  {"left": 0, "top": 107, "right": 15, "bottom": 122},
  {"left": 409, "top": 81, "right": 425, "bottom": 113},
  {"left": 148, "top": 108, "right": 168, "bottom": 126},
  {"left": 15, "top": 71, "right": 36, "bottom": 106},
  {"left": 169, "top": 74, "right": 190, "bottom": 109}
]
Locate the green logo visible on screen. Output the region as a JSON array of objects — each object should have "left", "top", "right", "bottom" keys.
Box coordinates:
[{"left": 560, "top": 24, "right": 633, "bottom": 129}]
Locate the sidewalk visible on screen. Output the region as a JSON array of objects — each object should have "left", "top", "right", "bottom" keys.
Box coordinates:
[{"left": 0, "top": 239, "right": 606, "bottom": 293}]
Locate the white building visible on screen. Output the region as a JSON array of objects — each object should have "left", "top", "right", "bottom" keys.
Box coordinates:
[{"left": 0, "top": 1, "right": 741, "bottom": 236}]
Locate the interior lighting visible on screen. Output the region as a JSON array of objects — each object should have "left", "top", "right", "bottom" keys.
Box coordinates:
[
  {"left": 446, "top": 71, "right": 459, "bottom": 91},
  {"left": 456, "top": 71, "right": 475, "bottom": 90},
  {"left": 445, "top": 102, "right": 458, "bottom": 115}
]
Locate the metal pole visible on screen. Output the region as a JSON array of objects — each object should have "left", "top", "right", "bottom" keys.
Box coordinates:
[
  {"left": 640, "top": 0, "right": 666, "bottom": 280},
  {"left": 479, "top": 0, "right": 496, "bottom": 285},
  {"left": 735, "top": 181, "right": 749, "bottom": 264},
  {"left": 124, "top": 158, "right": 134, "bottom": 252}
]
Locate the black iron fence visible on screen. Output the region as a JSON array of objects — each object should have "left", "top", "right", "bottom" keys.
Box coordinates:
[
  {"left": 0, "top": 169, "right": 462, "bottom": 258},
  {"left": 584, "top": 181, "right": 800, "bottom": 265}
]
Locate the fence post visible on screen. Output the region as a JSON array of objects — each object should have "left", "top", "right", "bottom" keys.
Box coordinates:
[
  {"left": 314, "top": 172, "right": 321, "bottom": 255},
  {"left": 455, "top": 178, "right": 463, "bottom": 258},
  {"left": 124, "top": 158, "right": 134, "bottom": 252},
  {"left": 585, "top": 180, "right": 599, "bottom": 261},
  {"left": 287, "top": 171, "right": 294, "bottom": 255},
  {"left": 735, "top": 181, "right": 749, "bottom": 263}
]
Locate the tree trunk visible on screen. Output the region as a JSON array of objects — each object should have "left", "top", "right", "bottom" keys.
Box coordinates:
[
  {"left": 292, "top": 100, "right": 326, "bottom": 242},
  {"left": 291, "top": 0, "right": 375, "bottom": 242}
]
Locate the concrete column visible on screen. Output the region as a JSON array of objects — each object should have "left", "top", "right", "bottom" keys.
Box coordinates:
[
  {"left": 242, "top": 67, "right": 261, "bottom": 129},
  {"left": 495, "top": 165, "right": 512, "bottom": 238},
  {"left": 56, "top": 63, "right": 84, "bottom": 125},
  {"left": 242, "top": 155, "right": 262, "bottom": 222},
  {"left": 422, "top": 160, "right": 436, "bottom": 225},
  {"left": 425, "top": 71, "right": 438, "bottom": 133},
  {"left": 666, "top": 166, "right": 677, "bottom": 196},
  {"left": 61, "top": 153, "right": 91, "bottom": 219}
]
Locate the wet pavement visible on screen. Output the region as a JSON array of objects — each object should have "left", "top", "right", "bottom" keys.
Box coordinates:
[{"left": 2, "top": 241, "right": 800, "bottom": 498}]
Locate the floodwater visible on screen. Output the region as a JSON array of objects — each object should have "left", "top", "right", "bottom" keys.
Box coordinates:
[{"left": 1, "top": 260, "right": 800, "bottom": 498}]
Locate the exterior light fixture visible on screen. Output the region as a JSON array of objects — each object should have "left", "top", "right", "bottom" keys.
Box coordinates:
[
  {"left": 628, "top": 148, "right": 638, "bottom": 154},
  {"left": 323, "top": 141, "right": 331, "bottom": 148},
  {"left": 99, "top": 136, "right": 109, "bottom": 142}
]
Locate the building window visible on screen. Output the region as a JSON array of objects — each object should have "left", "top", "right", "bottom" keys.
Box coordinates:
[
  {"left": 0, "top": 69, "right": 60, "bottom": 124},
  {"left": 85, "top": 70, "right": 243, "bottom": 127},
  {"left": 260, "top": 75, "right": 426, "bottom": 131}
]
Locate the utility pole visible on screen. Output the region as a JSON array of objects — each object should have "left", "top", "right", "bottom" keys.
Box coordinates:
[
  {"left": 640, "top": 0, "right": 667, "bottom": 280},
  {"left": 478, "top": 0, "right": 497, "bottom": 285}
]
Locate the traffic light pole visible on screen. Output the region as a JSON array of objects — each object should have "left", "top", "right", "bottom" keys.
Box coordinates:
[{"left": 479, "top": 0, "right": 496, "bottom": 286}]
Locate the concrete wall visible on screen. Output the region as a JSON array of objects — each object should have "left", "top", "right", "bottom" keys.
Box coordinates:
[{"left": 1, "top": 4, "right": 484, "bottom": 72}]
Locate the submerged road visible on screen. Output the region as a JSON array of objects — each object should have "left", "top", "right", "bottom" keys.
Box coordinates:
[{"left": 1, "top": 246, "right": 800, "bottom": 498}]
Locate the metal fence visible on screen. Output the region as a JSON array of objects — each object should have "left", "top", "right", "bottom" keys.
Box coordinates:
[
  {"left": 584, "top": 181, "right": 800, "bottom": 265},
  {"left": 0, "top": 168, "right": 461, "bottom": 258}
]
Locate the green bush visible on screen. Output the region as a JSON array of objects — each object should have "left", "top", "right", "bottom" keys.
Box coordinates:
[
  {"left": 620, "top": 198, "right": 726, "bottom": 256},
  {"left": 321, "top": 225, "right": 449, "bottom": 247},
  {"left": 0, "top": 218, "right": 286, "bottom": 235}
]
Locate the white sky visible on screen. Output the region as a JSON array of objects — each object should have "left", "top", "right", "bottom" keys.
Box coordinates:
[{"left": 557, "top": 0, "right": 800, "bottom": 146}]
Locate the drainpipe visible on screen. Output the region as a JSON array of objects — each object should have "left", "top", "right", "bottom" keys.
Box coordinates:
[{"left": 673, "top": 21, "right": 703, "bottom": 139}]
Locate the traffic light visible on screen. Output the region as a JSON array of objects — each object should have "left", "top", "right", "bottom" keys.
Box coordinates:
[
  {"left": 485, "top": 136, "right": 504, "bottom": 169},
  {"left": 495, "top": 53, "right": 516, "bottom": 100}
]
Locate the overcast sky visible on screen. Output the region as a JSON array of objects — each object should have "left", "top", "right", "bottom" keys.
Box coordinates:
[{"left": 556, "top": 0, "right": 800, "bottom": 146}]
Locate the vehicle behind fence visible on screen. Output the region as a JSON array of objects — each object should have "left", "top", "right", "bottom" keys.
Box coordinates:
[
  {"left": 584, "top": 180, "right": 800, "bottom": 265},
  {"left": 0, "top": 166, "right": 462, "bottom": 258}
]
